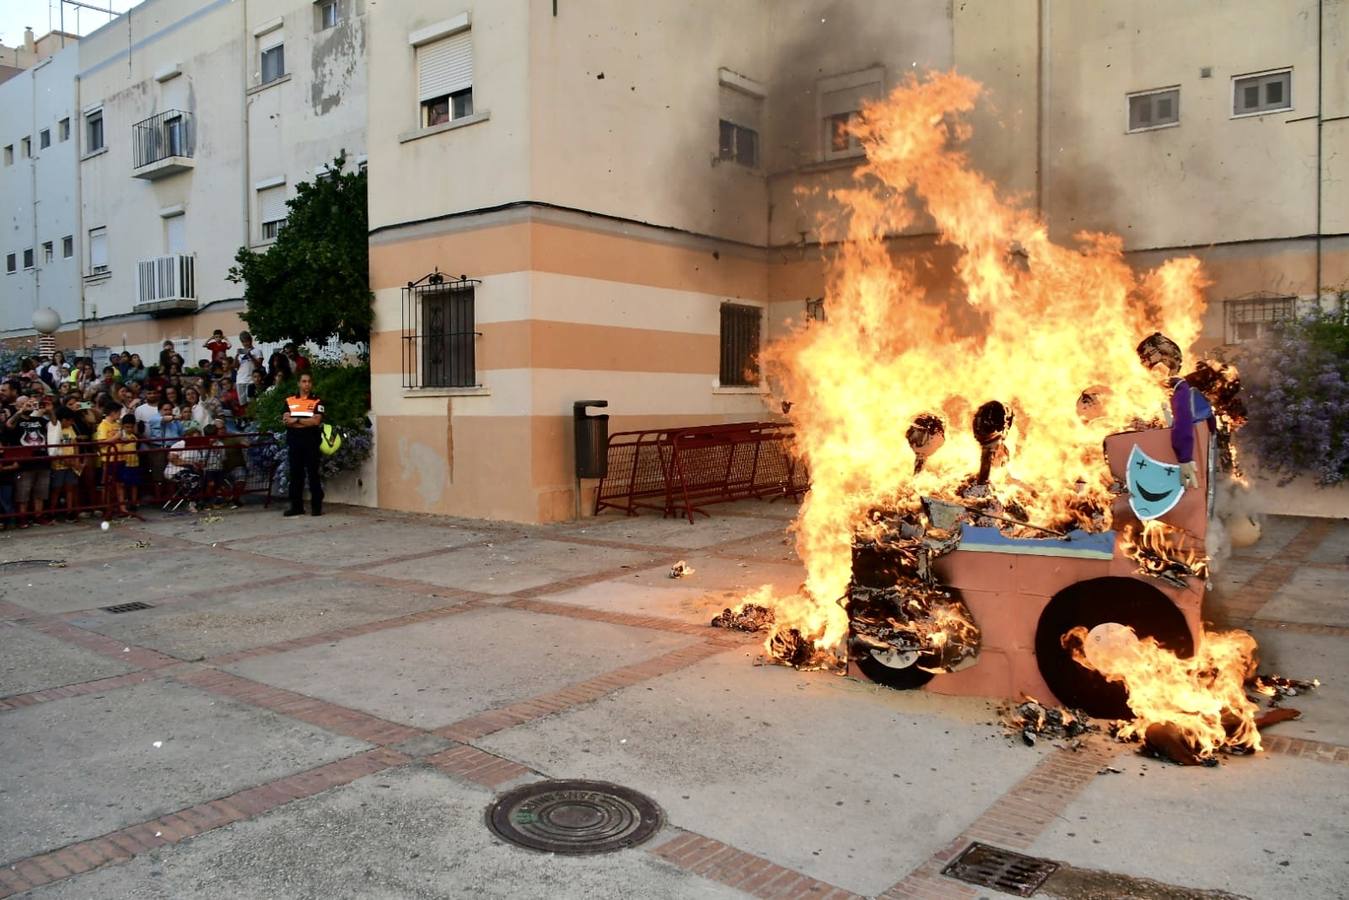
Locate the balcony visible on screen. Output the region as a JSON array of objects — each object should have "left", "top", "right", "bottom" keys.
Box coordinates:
[
  {"left": 135, "top": 254, "right": 197, "bottom": 314},
  {"left": 132, "top": 110, "right": 195, "bottom": 180}
]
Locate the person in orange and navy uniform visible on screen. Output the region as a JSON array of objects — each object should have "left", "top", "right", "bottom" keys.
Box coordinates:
[{"left": 282, "top": 373, "right": 325, "bottom": 517}]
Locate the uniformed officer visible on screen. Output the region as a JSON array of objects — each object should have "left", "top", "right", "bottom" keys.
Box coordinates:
[{"left": 282, "top": 373, "right": 325, "bottom": 516}]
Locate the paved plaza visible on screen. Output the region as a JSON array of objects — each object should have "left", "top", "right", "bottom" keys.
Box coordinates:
[{"left": 1, "top": 502, "right": 1346, "bottom": 899}]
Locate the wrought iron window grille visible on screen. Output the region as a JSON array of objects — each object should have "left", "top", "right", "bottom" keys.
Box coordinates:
[
  {"left": 402, "top": 269, "right": 482, "bottom": 389},
  {"left": 133, "top": 110, "right": 195, "bottom": 169}
]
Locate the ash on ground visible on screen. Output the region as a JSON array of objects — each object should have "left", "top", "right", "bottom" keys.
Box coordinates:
[
  {"left": 710, "top": 604, "right": 775, "bottom": 633},
  {"left": 1002, "top": 698, "right": 1097, "bottom": 747}
]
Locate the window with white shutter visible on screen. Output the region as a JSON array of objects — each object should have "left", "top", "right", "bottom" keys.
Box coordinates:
[
  {"left": 258, "top": 184, "right": 287, "bottom": 241},
  {"left": 89, "top": 227, "right": 109, "bottom": 274},
  {"left": 818, "top": 68, "right": 884, "bottom": 161},
  {"left": 259, "top": 29, "right": 286, "bottom": 85},
  {"left": 417, "top": 29, "right": 473, "bottom": 127},
  {"left": 165, "top": 214, "right": 187, "bottom": 254}
]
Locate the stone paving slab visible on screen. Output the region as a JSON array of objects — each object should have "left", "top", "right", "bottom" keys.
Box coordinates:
[
  {"left": 1, "top": 548, "right": 293, "bottom": 616},
  {"left": 558, "top": 513, "right": 787, "bottom": 550},
  {"left": 1257, "top": 567, "right": 1349, "bottom": 628},
  {"left": 65, "top": 577, "right": 468, "bottom": 662},
  {"left": 130, "top": 508, "right": 370, "bottom": 545},
  {"left": 1231, "top": 515, "right": 1315, "bottom": 560},
  {"left": 0, "top": 622, "right": 136, "bottom": 697},
  {"left": 533, "top": 578, "right": 738, "bottom": 626},
  {"left": 27, "top": 766, "right": 740, "bottom": 900},
  {"left": 366, "top": 539, "right": 662, "bottom": 595},
  {"left": 225, "top": 521, "right": 499, "bottom": 568},
  {"left": 0, "top": 679, "right": 369, "bottom": 863},
  {"left": 480, "top": 651, "right": 1040, "bottom": 897},
  {"left": 1304, "top": 525, "right": 1349, "bottom": 566},
  {"left": 0, "top": 524, "right": 138, "bottom": 567},
  {"left": 1248, "top": 626, "right": 1349, "bottom": 747},
  {"left": 1027, "top": 752, "right": 1349, "bottom": 900},
  {"left": 620, "top": 554, "right": 805, "bottom": 599},
  {"left": 226, "top": 606, "right": 696, "bottom": 729}
]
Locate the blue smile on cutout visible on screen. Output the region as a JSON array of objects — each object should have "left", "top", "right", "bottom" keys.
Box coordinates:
[{"left": 1125, "top": 444, "right": 1185, "bottom": 520}]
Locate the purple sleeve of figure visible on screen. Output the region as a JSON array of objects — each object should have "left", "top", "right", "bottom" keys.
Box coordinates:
[{"left": 1170, "top": 379, "right": 1196, "bottom": 463}]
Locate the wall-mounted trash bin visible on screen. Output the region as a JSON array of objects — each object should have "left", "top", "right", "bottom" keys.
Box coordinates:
[{"left": 574, "top": 400, "right": 609, "bottom": 479}]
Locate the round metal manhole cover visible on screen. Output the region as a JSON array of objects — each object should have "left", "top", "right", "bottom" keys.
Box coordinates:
[{"left": 486, "top": 780, "right": 663, "bottom": 854}]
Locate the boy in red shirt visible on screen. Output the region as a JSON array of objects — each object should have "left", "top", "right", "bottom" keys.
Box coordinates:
[{"left": 204, "top": 330, "right": 232, "bottom": 365}]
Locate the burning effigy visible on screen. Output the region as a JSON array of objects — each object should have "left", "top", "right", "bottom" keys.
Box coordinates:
[{"left": 712, "top": 71, "right": 1299, "bottom": 765}]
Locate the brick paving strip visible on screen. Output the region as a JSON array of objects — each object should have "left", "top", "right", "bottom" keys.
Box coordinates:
[
  {"left": 650, "top": 829, "right": 862, "bottom": 899},
  {"left": 1223, "top": 519, "right": 1336, "bottom": 623}
]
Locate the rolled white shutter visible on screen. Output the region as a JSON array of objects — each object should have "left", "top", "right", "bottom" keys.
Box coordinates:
[
  {"left": 166, "top": 215, "right": 186, "bottom": 254},
  {"left": 89, "top": 229, "right": 108, "bottom": 268},
  {"left": 418, "top": 31, "right": 472, "bottom": 101},
  {"left": 821, "top": 83, "right": 876, "bottom": 118},
  {"left": 259, "top": 185, "right": 287, "bottom": 224}
]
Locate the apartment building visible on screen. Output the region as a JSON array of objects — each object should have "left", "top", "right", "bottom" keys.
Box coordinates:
[
  {"left": 0, "top": 27, "right": 79, "bottom": 84},
  {"left": 3, "top": 0, "right": 1343, "bottom": 522},
  {"left": 0, "top": 39, "right": 81, "bottom": 344},
  {"left": 57, "top": 0, "right": 367, "bottom": 365}
]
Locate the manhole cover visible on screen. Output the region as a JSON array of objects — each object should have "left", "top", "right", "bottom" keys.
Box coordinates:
[
  {"left": 101, "top": 601, "right": 154, "bottom": 614},
  {"left": 486, "top": 780, "right": 662, "bottom": 854},
  {"left": 942, "top": 842, "right": 1059, "bottom": 897}
]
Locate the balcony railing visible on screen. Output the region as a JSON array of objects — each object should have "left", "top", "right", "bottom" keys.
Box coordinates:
[
  {"left": 132, "top": 110, "right": 195, "bottom": 178},
  {"left": 135, "top": 254, "right": 196, "bottom": 313}
]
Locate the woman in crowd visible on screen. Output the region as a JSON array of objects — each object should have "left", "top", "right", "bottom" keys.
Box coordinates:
[
  {"left": 163, "top": 384, "right": 183, "bottom": 413},
  {"left": 184, "top": 386, "right": 211, "bottom": 428},
  {"left": 267, "top": 351, "right": 292, "bottom": 385},
  {"left": 124, "top": 354, "right": 147, "bottom": 384}
]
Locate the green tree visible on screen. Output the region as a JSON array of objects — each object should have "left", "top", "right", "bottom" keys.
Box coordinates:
[{"left": 228, "top": 154, "right": 372, "bottom": 346}]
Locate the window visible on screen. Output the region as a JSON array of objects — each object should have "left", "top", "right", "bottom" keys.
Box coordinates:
[
  {"left": 165, "top": 214, "right": 186, "bottom": 254},
  {"left": 42, "top": 241, "right": 53, "bottom": 264},
  {"left": 1233, "top": 69, "right": 1292, "bottom": 116},
  {"left": 5, "top": 254, "right": 15, "bottom": 274},
  {"left": 417, "top": 28, "right": 474, "bottom": 127},
  {"left": 85, "top": 109, "right": 104, "bottom": 152},
  {"left": 23, "top": 248, "right": 35, "bottom": 269},
  {"left": 3, "top": 145, "right": 11, "bottom": 165},
  {"left": 258, "top": 184, "right": 287, "bottom": 240},
  {"left": 818, "top": 68, "right": 884, "bottom": 161},
  {"left": 58, "top": 118, "right": 70, "bottom": 141},
  {"left": 1128, "top": 88, "right": 1180, "bottom": 132},
  {"left": 719, "top": 303, "right": 762, "bottom": 386},
  {"left": 164, "top": 113, "right": 185, "bottom": 157},
  {"left": 62, "top": 235, "right": 73, "bottom": 258},
  {"left": 1225, "top": 297, "right": 1295, "bottom": 343},
  {"left": 21, "top": 137, "right": 31, "bottom": 158},
  {"left": 422, "top": 284, "right": 477, "bottom": 387},
  {"left": 88, "top": 226, "right": 109, "bottom": 275},
  {"left": 718, "top": 120, "right": 759, "bottom": 168},
  {"left": 805, "top": 297, "right": 826, "bottom": 322},
  {"left": 316, "top": 0, "right": 339, "bottom": 30},
  {"left": 39, "top": 129, "right": 50, "bottom": 150},
  {"left": 260, "top": 33, "right": 286, "bottom": 85}
]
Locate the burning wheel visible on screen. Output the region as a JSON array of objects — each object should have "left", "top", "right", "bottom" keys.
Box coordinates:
[
  {"left": 853, "top": 644, "right": 937, "bottom": 690},
  {"left": 1034, "top": 577, "right": 1194, "bottom": 719}
]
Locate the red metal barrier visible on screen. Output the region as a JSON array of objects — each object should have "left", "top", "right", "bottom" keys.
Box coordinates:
[
  {"left": 593, "top": 422, "right": 807, "bottom": 522},
  {"left": 0, "top": 432, "right": 281, "bottom": 527}
]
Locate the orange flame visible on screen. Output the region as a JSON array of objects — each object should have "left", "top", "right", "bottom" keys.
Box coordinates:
[
  {"left": 747, "top": 71, "right": 1209, "bottom": 654},
  {"left": 1065, "top": 625, "right": 1261, "bottom": 756}
]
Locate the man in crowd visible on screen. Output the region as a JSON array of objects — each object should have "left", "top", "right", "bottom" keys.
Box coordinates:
[{"left": 235, "top": 332, "right": 264, "bottom": 404}]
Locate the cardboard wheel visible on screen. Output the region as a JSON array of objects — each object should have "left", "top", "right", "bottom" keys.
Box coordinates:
[
  {"left": 854, "top": 646, "right": 938, "bottom": 690},
  {"left": 1035, "top": 576, "right": 1194, "bottom": 719}
]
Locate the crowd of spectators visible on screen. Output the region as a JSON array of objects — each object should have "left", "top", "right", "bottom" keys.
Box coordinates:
[{"left": 0, "top": 332, "right": 311, "bottom": 528}]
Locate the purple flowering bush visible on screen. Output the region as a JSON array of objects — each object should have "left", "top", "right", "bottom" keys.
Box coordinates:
[{"left": 1239, "top": 309, "right": 1349, "bottom": 485}]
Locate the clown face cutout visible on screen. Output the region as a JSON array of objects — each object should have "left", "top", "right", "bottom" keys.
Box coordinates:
[{"left": 1125, "top": 444, "right": 1185, "bottom": 520}]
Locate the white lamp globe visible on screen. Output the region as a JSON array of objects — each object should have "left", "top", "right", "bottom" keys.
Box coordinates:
[{"left": 32, "top": 308, "right": 61, "bottom": 334}]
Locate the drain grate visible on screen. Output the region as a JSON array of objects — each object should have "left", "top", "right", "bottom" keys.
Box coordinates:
[
  {"left": 101, "top": 601, "right": 154, "bottom": 614},
  {"left": 942, "top": 842, "right": 1059, "bottom": 897},
  {"left": 486, "top": 780, "right": 662, "bottom": 854}
]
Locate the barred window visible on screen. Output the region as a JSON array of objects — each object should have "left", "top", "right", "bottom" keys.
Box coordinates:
[
  {"left": 1225, "top": 296, "right": 1295, "bottom": 343},
  {"left": 402, "top": 272, "right": 481, "bottom": 389},
  {"left": 720, "top": 302, "right": 762, "bottom": 386}
]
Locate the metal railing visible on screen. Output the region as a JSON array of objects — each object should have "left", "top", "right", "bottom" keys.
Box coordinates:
[
  {"left": 132, "top": 109, "right": 195, "bottom": 169},
  {"left": 136, "top": 254, "right": 196, "bottom": 308}
]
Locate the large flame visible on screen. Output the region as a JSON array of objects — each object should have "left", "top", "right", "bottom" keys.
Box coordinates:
[
  {"left": 752, "top": 71, "right": 1209, "bottom": 654},
  {"left": 1065, "top": 625, "right": 1262, "bottom": 757}
]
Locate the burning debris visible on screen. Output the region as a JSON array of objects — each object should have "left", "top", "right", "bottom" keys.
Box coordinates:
[
  {"left": 1119, "top": 520, "right": 1208, "bottom": 588},
  {"left": 1252, "top": 674, "right": 1319, "bottom": 704},
  {"left": 1002, "top": 698, "right": 1095, "bottom": 747},
  {"left": 710, "top": 604, "right": 775, "bottom": 633},
  {"left": 668, "top": 561, "right": 695, "bottom": 579}
]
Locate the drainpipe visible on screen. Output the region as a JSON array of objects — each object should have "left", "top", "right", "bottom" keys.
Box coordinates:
[
  {"left": 1036, "top": 0, "right": 1049, "bottom": 219},
  {"left": 1314, "top": 0, "right": 1323, "bottom": 307},
  {"left": 30, "top": 61, "right": 40, "bottom": 331}
]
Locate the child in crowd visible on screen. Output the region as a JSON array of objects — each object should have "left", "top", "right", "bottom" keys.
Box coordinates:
[
  {"left": 48, "top": 407, "right": 84, "bottom": 522},
  {"left": 118, "top": 414, "right": 142, "bottom": 512},
  {"left": 95, "top": 403, "right": 127, "bottom": 516},
  {"left": 205, "top": 330, "right": 232, "bottom": 365},
  {"left": 0, "top": 442, "right": 16, "bottom": 530}
]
